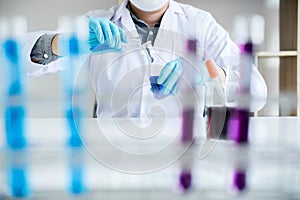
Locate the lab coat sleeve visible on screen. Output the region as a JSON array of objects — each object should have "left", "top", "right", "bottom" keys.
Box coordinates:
[
  {"left": 23, "top": 9, "right": 114, "bottom": 78},
  {"left": 22, "top": 30, "right": 91, "bottom": 78},
  {"left": 201, "top": 13, "right": 267, "bottom": 112}
]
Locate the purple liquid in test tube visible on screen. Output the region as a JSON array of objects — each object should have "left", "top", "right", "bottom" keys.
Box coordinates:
[
  {"left": 181, "top": 108, "right": 195, "bottom": 142},
  {"left": 227, "top": 109, "right": 249, "bottom": 143},
  {"left": 178, "top": 39, "right": 197, "bottom": 192},
  {"left": 179, "top": 109, "right": 195, "bottom": 191},
  {"left": 179, "top": 109, "right": 194, "bottom": 192},
  {"left": 179, "top": 170, "right": 192, "bottom": 190},
  {"left": 227, "top": 42, "right": 253, "bottom": 144},
  {"left": 232, "top": 170, "right": 246, "bottom": 191},
  {"left": 227, "top": 40, "right": 253, "bottom": 193}
]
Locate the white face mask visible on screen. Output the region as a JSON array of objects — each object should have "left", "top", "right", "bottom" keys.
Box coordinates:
[{"left": 130, "top": 0, "right": 169, "bottom": 12}]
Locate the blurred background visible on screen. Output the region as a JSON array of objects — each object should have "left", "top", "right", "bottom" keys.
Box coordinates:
[
  {"left": 0, "top": 1, "right": 300, "bottom": 199},
  {"left": 0, "top": 0, "right": 293, "bottom": 117}
]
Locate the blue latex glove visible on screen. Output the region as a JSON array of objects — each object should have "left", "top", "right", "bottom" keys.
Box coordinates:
[
  {"left": 157, "top": 58, "right": 183, "bottom": 95},
  {"left": 155, "top": 58, "right": 206, "bottom": 97},
  {"left": 87, "top": 17, "right": 128, "bottom": 53}
]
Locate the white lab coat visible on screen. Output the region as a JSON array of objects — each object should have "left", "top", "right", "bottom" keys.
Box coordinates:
[{"left": 23, "top": 0, "right": 267, "bottom": 117}]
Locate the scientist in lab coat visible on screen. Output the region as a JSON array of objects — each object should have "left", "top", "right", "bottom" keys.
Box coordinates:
[{"left": 24, "top": 0, "right": 267, "bottom": 117}]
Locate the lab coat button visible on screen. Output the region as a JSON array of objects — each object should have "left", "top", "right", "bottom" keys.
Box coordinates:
[{"left": 43, "top": 53, "right": 49, "bottom": 59}]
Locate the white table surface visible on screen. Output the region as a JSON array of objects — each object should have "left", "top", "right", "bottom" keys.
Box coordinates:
[{"left": 0, "top": 117, "right": 300, "bottom": 199}]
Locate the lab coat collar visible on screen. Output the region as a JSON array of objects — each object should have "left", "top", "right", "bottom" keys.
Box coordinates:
[
  {"left": 168, "top": 0, "right": 185, "bottom": 16},
  {"left": 113, "top": 0, "right": 185, "bottom": 24},
  {"left": 112, "top": 0, "right": 139, "bottom": 37},
  {"left": 112, "top": 0, "right": 186, "bottom": 39},
  {"left": 153, "top": 0, "right": 188, "bottom": 49},
  {"left": 111, "top": 0, "right": 129, "bottom": 23}
]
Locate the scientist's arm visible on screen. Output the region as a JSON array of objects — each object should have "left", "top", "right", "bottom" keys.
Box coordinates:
[
  {"left": 50, "top": 18, "right": 128, "bottom": 57},
  {"left": 30, "top": 33, "right": 60, "bottom": 65},
  {"left": 22, "top": 31, "right": 62, "bottom": 76},
  {"left": 157, "top": 58, "right": 226, "bottom": 96},
  {"left": 28, "top": 17, "right": 127, "bottom": 69},
  {"left": 51, "top": 33, "right": 62, "bottom": 56}
]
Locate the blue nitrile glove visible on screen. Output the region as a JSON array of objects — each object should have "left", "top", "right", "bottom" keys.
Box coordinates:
[
  {"left": 155, "top": 58, "right": 206, "bottom": 97},
  {"left": 87, "top": 17, "right": 128, "bottom": 53},
  {"left": 157, "top": 58, "right": 183, "bottom": 96}
]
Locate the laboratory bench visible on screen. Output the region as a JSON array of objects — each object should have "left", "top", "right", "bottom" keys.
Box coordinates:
[{"left": 0, "top": 117, "right": 300, "bottom": 199}]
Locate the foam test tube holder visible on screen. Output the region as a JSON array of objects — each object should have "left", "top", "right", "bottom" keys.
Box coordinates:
[
  {"left": 0, "top": 17, "right": 29, "bottom": 197},
  {"left": 59, "top": 17, "right": 88, "bottom": 195}
]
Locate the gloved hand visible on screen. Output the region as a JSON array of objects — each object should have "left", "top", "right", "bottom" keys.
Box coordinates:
[
  {"left": 157, "top": 58, "right": 183, "bottom": 95},
  {"left": 87, "top": 17, "right": 128, "bottom": 53},
  {"left": 152, "top": 58, "right": 218, "bottom": 98},
  {"left": 58, "top": 17, "right": 128, "bottom": 55}
]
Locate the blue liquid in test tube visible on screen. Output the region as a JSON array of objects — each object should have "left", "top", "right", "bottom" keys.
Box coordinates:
[
  {"left": 1, "top": 23, "right": 29, "bottom": 197},
  {"left": 8, "top": 166, "right": 28, "bottom": 197},
  {"left": 149, "top": 76, "right": 171, "bottom": 100},
  {"left": 66, "top": 107, "right": 83, "bottom": 148},
  {"left": 61, "top": 25, "right": 86, "bottom": 194}
]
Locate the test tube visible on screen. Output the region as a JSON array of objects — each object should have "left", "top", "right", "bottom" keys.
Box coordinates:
[
  {"left": 58, "top": 16, "right": 89, "bottom": 195},
  {"left": 0, "top": 16, "right": 29, "bottom": 197},
  {"left": 227, "top": 14, "right": 264, "bottom": 194},
  {"left": 227, "top": 42, "right": 252, "bottom": 195},
  {"left": 227, "top": 14, "right": 264, "bottom": 143},
  {"left": 177, "top": 39, "right": 198, "bottom": 192},
  {"left": 227, "top": 41, "right": 252, "bottom": 143}
]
